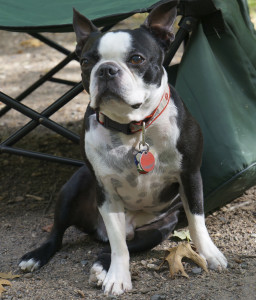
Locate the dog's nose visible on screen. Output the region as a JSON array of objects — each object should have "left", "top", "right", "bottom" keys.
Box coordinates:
[{"left": 97, "top": 64, "right": 119, "bottom": 79}]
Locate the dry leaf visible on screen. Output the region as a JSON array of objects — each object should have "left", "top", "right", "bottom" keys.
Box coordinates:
[
  {"left": 163, "top": 242, "right": 208, "bottom": 278},
  {"left": 20, "top": 38, "right": 43, "bottom": 48},
  {"left": 26, "top": 194, "right": 44, "bottom": 201},
  {"left": 0, "top": 272, "right": 20, "bottom": 279},
  {"left": 76, "top": 289, "right": 85, "bottom": 298},
  {"left": 234, "top": 257, "right": 242, "bottom": 264},
  {"left": 0, "top": 279, "right": 11, "bottom": 296},
  {"left": 42, "top": 223, "right": 53, "bottom": 233}
]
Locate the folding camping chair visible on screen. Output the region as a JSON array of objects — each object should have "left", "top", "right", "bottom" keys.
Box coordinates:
[{"left": 1, "top": 0, "right": 256, "bottom": 213}]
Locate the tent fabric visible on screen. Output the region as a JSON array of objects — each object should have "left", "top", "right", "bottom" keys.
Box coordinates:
[
  {"left": 0, "top": 0, "right": 158, "bottom": 32},
  {"left": 173, "top": 0, "right": 256, "bottom": 212},
  {"left": 0, "top": 0, "right": 218, "bottom": 33}
]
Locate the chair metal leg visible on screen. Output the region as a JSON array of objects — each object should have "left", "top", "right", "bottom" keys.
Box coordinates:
[
  {"left": 29, "top": 32, "right": 75, "bottom": 57},
  {"left": 164, "top": 16, "right": 198, "bottom": 67},
  {"left": 0, "top": 51, "right": 77, "bottom": 117},
  {"left": 0, "top": 30, "right": 85, "bottom": 165},
  {"left": 0, "top": 145, "right": 84, "bottom": 166},
  {"left": 47, "top": 77, "right": 78, "bottom": 86},
  {"left": 0, "top": 93, "right": 79, "bottom": 144},
  {"left": 0, "top": 82, "right": 85, "bottom": 166},
  {"left": 0, "top": 82, "right": 84, "bottom": 146}
]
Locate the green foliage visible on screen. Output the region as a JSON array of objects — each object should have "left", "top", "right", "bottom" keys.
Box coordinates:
[{"left": 248, "top": 0, "right": 256, "bottom": 10}]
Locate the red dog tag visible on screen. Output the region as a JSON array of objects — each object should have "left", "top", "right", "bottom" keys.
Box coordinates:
[{"left": 140, "top": 151, "right": 155, "bottom": 173}]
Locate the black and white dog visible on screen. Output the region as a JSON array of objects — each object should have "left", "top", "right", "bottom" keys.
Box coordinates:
[{"left": 19, "top": 1, "right": 227, "bottom": 296}]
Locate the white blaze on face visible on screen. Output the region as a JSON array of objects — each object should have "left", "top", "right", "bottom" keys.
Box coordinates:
[
  {"left": 89, "top": 31, "right": 135, "bottom": 116},
  {"left": 98, "top": 32, "right": 132, "bottom": 61}
]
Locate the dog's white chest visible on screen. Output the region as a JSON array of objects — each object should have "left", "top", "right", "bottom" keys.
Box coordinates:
[{"left": 84, "top": 110, "right": 182, "bottom": 213}]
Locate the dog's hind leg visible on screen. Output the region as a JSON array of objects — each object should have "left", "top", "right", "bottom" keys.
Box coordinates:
[{"left": 19, "top": 164, "right": 102, "bottom": 272}]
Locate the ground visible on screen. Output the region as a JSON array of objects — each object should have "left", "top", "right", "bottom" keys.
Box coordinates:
[{"left": 0, "top": 14, "right": 256, "bottom": 300}]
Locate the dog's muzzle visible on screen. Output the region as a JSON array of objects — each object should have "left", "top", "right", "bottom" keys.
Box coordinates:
[{"left": 93, "top": 62, "right": 124, "bottom": 107}]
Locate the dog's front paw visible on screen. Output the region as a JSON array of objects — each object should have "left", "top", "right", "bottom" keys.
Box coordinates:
[
  {"left": 103, "top": 265, "right": 132, "bottom": 296},
  {"left": 89, "top": 262, "right": 107, "bottom": 287},
  {"left": 200, "top": 243, "right": 227, "bottom": 270},
  {"left": 89, "top": 261, "right": 132, "bottom": 295}
]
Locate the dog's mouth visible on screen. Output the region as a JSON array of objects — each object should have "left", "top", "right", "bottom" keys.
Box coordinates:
[
  {"left": 93, "top": 88, "right": 124, "bottom": 109},
  {"left": 131, "top": 103, "right": 142, "bottom": 109},
  {"left": 91, "top": 85, "right": 143, "bottom": 111},
  {"left": 92, "top": 92, "right": 143, "bottom": 112}
]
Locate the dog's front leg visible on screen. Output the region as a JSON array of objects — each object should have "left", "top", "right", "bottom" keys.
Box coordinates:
[
  {"left": 179, "top": 171, "right": 228, "bottom": 269},
  {"left": 97, "top": 198, "right": 132, "bottom": 295}
]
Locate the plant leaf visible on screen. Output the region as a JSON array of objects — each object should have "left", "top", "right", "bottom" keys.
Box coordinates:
[
  {"left": 0, "top": 279, "right": 11, "bottom": 296},
  {"left": 164, "top": 242, "right": 208, "bottom": 278},
  {"left": 173, "top": 230, "right": 191, "bottom": 241}
]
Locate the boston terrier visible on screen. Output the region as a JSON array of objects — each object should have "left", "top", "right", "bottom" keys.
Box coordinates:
[{"left": 19, "top": 1, "right": 227, "bottom": 296}]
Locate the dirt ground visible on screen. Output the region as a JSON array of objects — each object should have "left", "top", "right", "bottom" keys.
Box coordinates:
[{"left": 1, "top": 15, "right": 256, "bottom": 300}]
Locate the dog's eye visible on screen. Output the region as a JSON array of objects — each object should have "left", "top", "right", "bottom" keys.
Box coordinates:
[
  {"left": 129, "top": 55, "right": 144, "bottom": 65},
  {"left": 81, "top": 58, "right": 89, "bottom": 67}
]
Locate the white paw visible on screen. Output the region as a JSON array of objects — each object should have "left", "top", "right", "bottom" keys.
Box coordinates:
[
  {"left": 187, "top": 214, "right": 227, "bottom": 270},
  {"left": 200, "top": 244, "right": 227, "bottom": 270},
  {"left": 19, "top": 258, "right": 40, "bottom": 272},
  {"left": 102, "top": 265, "right": 132, "bottom": 296},
  {"left": 89, "top": 262, "right": 107, "bottom": 287}
]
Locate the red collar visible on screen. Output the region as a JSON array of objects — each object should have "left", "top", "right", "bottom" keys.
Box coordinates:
[{"left": 96, "top": 85, "right": 170, "bottom": 135}]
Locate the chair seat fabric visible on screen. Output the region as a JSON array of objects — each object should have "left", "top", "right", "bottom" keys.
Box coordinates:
[{"left": 0, "top": 0, "right": 157, "bottom": 32}]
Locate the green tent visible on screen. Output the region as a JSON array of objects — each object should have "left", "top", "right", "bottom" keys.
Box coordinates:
[
  {"left": 170, "top": 0, "right": 256, "bottom": 212},
  {"left": 0, "top": 0, "right": 158, "bottom": 32}
]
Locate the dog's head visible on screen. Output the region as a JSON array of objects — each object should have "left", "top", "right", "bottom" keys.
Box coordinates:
[{"left": 73, "top": 1, "right": 177, "bottom": 123}]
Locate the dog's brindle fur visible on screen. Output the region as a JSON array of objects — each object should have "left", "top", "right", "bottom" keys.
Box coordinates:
[{"left": 19, "top": 1, "right": 227, "bottom": 296}]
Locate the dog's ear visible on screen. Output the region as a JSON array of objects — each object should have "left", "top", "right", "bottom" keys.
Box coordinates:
[
  {"left": 73, "top": 8, "right": 98, "bottom": 57},
  {"left": 143, "top": 1, "right": 178, "bottom": 48}
]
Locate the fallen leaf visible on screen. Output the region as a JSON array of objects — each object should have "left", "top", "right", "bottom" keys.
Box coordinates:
[
  {"left": 234, "top": 257, "right": 242, "bottom": 264},
  {"left": 0, "top": 279, "right": 11, "bottom": 297},
  {"left": 42, "top": 223, "right": 53, "bottom": 233},
  {"left": 14, "top": 196, "right": 24, "bottom": 202},
  {"left": 76, "top": 289, "right": 85, "bottom": 298},
  {"left": 26, "top": 194, "right": 44, "bottom": 201},
  {"left": 0, "top": 272, "right": 20, "bottom": 279},
  {"left": 173, "top": 230, "right": 191, "bottom": 241},
  {"left": 20, "top": 38, "right": 43, "bottom": 48},
  {"left": 162, "top": 242, "right": 208, "bottom": 278}
]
